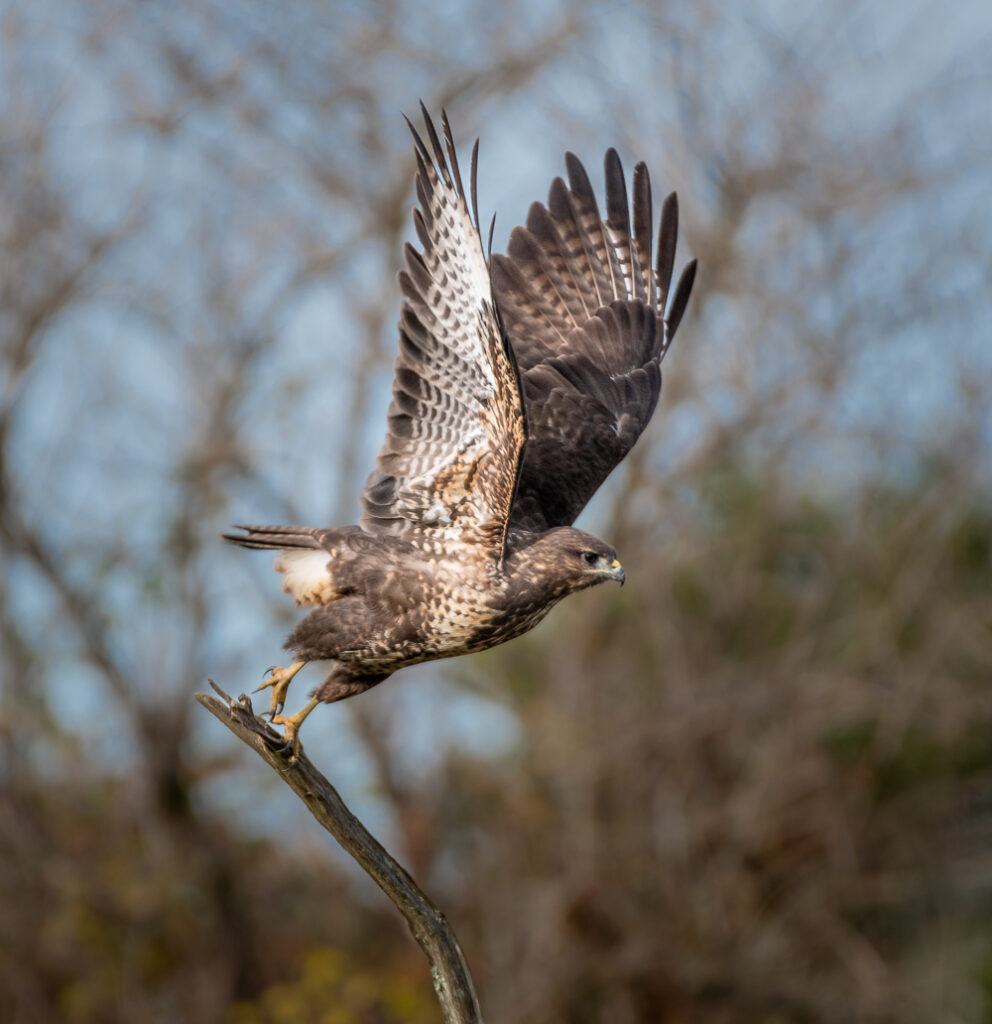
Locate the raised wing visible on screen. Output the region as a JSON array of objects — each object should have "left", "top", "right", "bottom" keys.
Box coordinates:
[
  {"left": 491, "top": 149, "right": 696, "bottom": 533},
  {"left": 359, "top": 107, "right": 525, "bottom": 558}
]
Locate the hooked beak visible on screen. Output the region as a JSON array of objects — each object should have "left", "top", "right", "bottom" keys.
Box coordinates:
[{"left": 606, "top": 558, "right": 626, "bottom": 586}]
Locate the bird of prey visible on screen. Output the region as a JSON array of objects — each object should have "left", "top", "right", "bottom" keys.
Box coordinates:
[{"left": 225, "top": 106, "right": 695, "bottom": 755}]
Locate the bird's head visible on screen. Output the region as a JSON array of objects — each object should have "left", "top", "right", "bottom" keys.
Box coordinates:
[
  {"left": 570, "top": 533, "right": 625, "bottom": 588},
  {"left": 512, "top": 527, "right": 625, "bottom": 597}
]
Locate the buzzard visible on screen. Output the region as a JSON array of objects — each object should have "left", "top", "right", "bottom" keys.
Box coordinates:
[{"left": 226, "top": 107, "right": 695, "bottom": 755}]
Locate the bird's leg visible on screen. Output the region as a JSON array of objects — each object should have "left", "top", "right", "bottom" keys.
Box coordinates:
[
  {"left": 254, "top": 660, "right": 305, "bottom": 719},
  {"left": 271, "top": 696, "right": 321, "bottom": 761}
]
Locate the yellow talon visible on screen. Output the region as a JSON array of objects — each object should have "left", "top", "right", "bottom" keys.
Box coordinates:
[
  {"left": 271, "top": 696, "right": 321, "bottom": 760},
  {"left": 254, "top": 660, "right": 305, "bottom": 718}
]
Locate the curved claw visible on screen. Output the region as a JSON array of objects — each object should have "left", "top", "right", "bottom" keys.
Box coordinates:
[
  {"left": 252, "top": 661, "right": 305, "bottom": 718},
  {"left": 254, "top": 666, "right": 283, "bottom": 693},
  {"left": 261, "top": 728, "right": 294, "bottom": 755},
  {"left": 271, "top": 695, "right": 320, "bottom": 763},
  {"left": 270, "top": 721, "right": 302, "bottom": 761}
]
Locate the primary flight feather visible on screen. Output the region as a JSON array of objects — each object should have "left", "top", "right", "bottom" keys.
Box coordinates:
[{"left": 225, "top": 106, "right": 696, "bottom": 755}]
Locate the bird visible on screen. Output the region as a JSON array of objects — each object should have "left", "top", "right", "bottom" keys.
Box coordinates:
[{"left": 225, "top": 105, "right": 696, "bottom": 756}]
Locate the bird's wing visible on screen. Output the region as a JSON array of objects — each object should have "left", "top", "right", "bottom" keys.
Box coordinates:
[
  {"left": 359, "top": 107, "right": 525, "bottom": 559},
  {"left": 491, "top": 150, "right": 696, "bottom": 533}
]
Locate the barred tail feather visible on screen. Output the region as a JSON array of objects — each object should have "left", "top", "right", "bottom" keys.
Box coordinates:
[{"left": 222, "top": 525, "right": 324, "bottom": 551}]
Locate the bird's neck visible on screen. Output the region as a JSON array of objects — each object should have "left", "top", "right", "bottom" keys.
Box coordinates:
[{"left": 502, "top": 531, "right": 581, "bottom": 607}]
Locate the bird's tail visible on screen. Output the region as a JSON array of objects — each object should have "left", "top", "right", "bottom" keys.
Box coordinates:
[{"left": 222, "top": 525, "right": 324, "bottom": 551}]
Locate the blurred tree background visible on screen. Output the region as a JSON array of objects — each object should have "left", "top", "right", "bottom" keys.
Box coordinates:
[{"left": 1, "top": 0, "right": 990, "bottom": 1021}]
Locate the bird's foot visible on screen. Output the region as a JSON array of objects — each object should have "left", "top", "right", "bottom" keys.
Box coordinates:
[
  {"left": 254, "top": 661, "right": 305, "bottom": 719},
  {"left": 271, "top": 696, "right": 320, "bottom": 761}
]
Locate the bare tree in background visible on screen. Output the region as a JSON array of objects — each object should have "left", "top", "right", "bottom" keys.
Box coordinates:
[{"left": 1, "top": 0, "right": 989, "bottom": 1021}]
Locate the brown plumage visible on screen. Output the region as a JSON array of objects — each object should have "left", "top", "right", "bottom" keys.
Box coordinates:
[{"left": 224, "top": 106, "right": 695, "bottom": 754}]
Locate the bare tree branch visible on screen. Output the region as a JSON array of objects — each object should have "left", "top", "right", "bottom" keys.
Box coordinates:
[{"left": 195, "top": 682, "right": 484, "bottom": 1024}]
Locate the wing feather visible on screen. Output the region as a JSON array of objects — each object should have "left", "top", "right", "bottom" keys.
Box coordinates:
[
  {"left": 665, "top": 259, "right": 698, "bottom": 342},
  {"left": 655, "top": 191, "right": 679, "bottom": 315},
  {"left": 492, "top": 150, "right": 696, "bottom": 532},
  {"left": 360, "top": 109, "right": 525, "bottom": 558},
  {"left": 563, "top": 153, "right": 621, "bottom": 304},
  {"left": 604, "top": 149, "right": 644, "bottom": 302},
  {"left": 632, "top": 163, "right": 654, "bottom": 308}
]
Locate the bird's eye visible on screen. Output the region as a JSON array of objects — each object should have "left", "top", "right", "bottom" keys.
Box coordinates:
[{"left": 581, "top": 551, "right": 599, "bottom": 566}]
